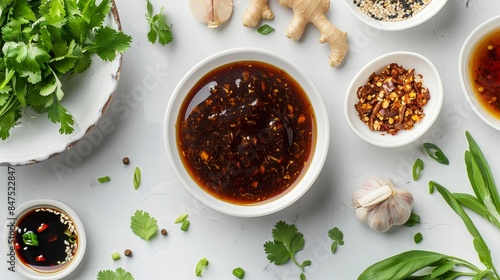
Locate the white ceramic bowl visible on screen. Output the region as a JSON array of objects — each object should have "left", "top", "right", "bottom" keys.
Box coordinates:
[
  {"left": 345, "top": 51, "right": 443, "bottom": 147},
  {"left": 0, "top": 2, "right": 124, "bottom": 166},
  {"left": 342, "top": 0, "right": 448, "bottom": 31},
  {"left": 164, "top": 48, "right": 330, "bottom": 217},
  {"left": 459, "top": 15, "right": 500, "bottom": 131},
  {"left": 4, "top": 200, "right": 86, "bottom": 280}
]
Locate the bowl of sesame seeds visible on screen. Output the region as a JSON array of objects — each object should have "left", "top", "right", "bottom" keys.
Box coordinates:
[
  {"left": 342, "top": 0, "right": 449, "bottom": 31},
  {"left": 5, "top": 199, "right": 86, "bottom": 280}
]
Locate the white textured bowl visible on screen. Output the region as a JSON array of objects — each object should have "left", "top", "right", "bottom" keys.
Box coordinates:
[
  {"left": 459, "top": 15, "right": 500, "bottom": 131},
  {"left": 0, "top": 2, "right": 123, "bottom": 166},
  {"left": 164, "top": 48, "right": 330, "bottom": 217},
  {"left": 345, "top": 51, "right": 443, "bottom": 147},
  {"left": 4, "top": 200, "right": 86, "bottom": 280},
  {"left": 342, "top": 0, "right": 448, "bottom": 31}
]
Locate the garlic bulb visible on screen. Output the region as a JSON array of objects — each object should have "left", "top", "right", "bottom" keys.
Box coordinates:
[
  {"left": 189, "top": 0, "right": 233, "bottom": 28},
  {"left": 352, "top": 176, "right": 414, "bottom": 233}
]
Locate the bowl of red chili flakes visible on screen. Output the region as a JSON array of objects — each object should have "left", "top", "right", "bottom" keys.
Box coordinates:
[
  {"left": 345, "top": 51, "right": 443, "bottom": 148},
  {"left": 164, "top": 48, "right": 330, "bottom": 217}
]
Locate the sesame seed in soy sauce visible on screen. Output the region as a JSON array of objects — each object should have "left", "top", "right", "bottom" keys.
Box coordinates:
[{"left": 14, "top": 207, "right": 79, "bottom": 273}]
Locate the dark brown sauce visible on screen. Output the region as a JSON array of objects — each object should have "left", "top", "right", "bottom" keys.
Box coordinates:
[
  {"left": 177, "top": 61, "right": 315, "bottom": 204},
  {"left": 470, "top": 28, "right": 500, "bottom": 117},
  {"left": 14, "top": 207, "right": 79, "bottom": 272}
]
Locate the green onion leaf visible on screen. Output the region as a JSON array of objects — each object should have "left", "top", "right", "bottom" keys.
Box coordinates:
[
  {"left": 181, "top": 219, "right": 190, "bottom": 231},
  {"left": 257, "top": 24, "right": 275, "bottom": 35},
  {"left": 232, "top": 267, "right": 245, "bottom": 279},
  {"left": 98, "top": 176, "right": 110, "bottom": 183},
  {"left": 111, "top": 252, "right": 121, "bottom": 261},
  {"left": 404, "top": 212, "right": 421, "bottom": 227},
  {"left": 22, "top": 231, "right": 39, "bottom": 246},
  {"left": 174, "top": 213, "right": 188, "bottom": 224},
  {"left": 133, "top": 167, "right": 141, "bottom": 189},
  {"left": 412, "top": 159, "right": 424, "bottom": 180},
  {"left": 195, "top": 257, "right": 208, "bottom": 277},
  {"left": 423, "top": 143, "right": 449, "bottom": 165},
  {"left": 413, "top": 232, "right": 423, "bottom": 244}
]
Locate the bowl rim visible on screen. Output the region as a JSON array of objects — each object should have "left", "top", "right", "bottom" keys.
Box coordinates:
[
  {"left": 459, "top": 14, "right": 500, "bottom": 131},
  {"left": 163, "top": 47, "right": 330, "bottom": 217},
  {"left": 4, "top": 199, "right": 86, "bottom": 280},
  {"left": 344, "top": 51, "right": 443, "bottom": 147},
  {"left": 341, "top": 0, "right": 449, "bottom": 31}
]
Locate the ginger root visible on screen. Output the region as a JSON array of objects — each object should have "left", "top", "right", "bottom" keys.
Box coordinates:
[
  {"left": 280, "top": 0, "right": 348, "bottom": 67},
  {"left": 242, "top": 0, "right": 348, "bottom": 67},
  {"left": 242, "top": 0, "right": 274, "bottom": 27}
]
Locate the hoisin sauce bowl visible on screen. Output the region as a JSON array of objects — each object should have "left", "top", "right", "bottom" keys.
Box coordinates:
[{"left": 163, "top": 48, "right": 330, "bottom": 217}]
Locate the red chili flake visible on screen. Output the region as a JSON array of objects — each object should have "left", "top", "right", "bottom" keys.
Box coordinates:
[
  {"left": 37, "top": 223, "right": 48, "bottom": 233},
  {"left": 36, "top": 255, "right": 46, "bottom": 262},
  {"left": 15, "top": 242, "right": 20, "bottom": 250}
]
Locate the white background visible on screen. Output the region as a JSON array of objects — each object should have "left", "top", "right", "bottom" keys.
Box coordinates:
[{"left": 2, "top": 0, "right": 500, "bottom": 279}]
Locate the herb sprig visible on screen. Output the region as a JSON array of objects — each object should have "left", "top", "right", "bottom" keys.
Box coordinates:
[
  {"left": 146, "top": 0, "right": 173, "bottom": 46},
  {"left": 130, "top": 210, "right": 158, "bottom": 241},
  {"left": 0, "top": 0, "right": 132, "bottom": 139},
  {"left": 264, "top": 221, "right": 311, "bottom": 279},
  {"left": 97, "top": 267, "right": 134, "bottom": 280}
]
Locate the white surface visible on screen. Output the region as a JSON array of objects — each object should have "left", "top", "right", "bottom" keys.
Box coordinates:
[
  {"left": 345, "top": 51, "right": 443, "bottom": 147},
  {"left": 1, "top": 0, "right": 500, "bottom": 279},
  {"left": 459, "top": 14, "right": 500, "bottom": 131},
  {"left": 164, "top": 48, "right": 330, "bottom": 217}
]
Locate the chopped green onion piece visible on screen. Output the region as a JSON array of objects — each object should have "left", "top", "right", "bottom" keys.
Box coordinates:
[
  {"left": 423, "top": 143, "right": 449, "bottom": 165},
  {"left": 195, "top": 257, "right": 209, "bottom": 277},
  {"left": 181, "top": 219, "right": 190, "bottom": 231},
  {"left": 133, "top": 167, "right": 141, "bottom": 189},
  {"left": 412, "top": 159, "right": 424, "bottom": 180},
  {"left": 111, "top": 252, "right": 121, "bottom": 261},
  {"left": 232, "top": 267, "right": 245, "bottom": 279},
  {"left": 404, "top": 212, "right": 421, "bottom": 227},
  {"left": 175, "top": 213, "right": 189, "bottom": 224},
  {"left": 414, "top": 232, "right": 423, "bottom": 244},
  {"left": 257, "top": 24, "right": 275, "bottom": 35},
  {"left": 98, "top": 176, "right": 111, "bottom": 183},
  {"left": 22, "top": 231, "right": 39, "bottom": 246}
]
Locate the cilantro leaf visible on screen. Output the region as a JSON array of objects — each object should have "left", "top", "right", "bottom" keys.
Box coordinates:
[
  {"left": 97, "top": 267, "right": 134, "bottom": 280},
  {"left": 328, "top": 227, "right": 344, "bottom": 254},
  {"left": 145, "top": 0, "right": 173, "bottom": 46},
  {"left": 264, "top": 221, "right": 311, "bottom": 272},
  {"left": 85, "top": 26, "right": 132, "bottom": 61},
  {"left": 130, "top": 210, "right": 158, "bottom": 241},
  {"left": 46, "top": 101, "right": 75, "bottom": 135},
  {"left": 81, "top": 0, "right": 111, "bottom": 29}
]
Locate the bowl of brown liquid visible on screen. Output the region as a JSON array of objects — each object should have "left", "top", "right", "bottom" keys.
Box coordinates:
[
  {"left": 459, "top": 15, "right": 500, "bottom": 130},
  {"left": 5, "top": 199, "right": 86, "bottom": 280},
  {"left": 164, "top": 48, "right": 330, "bottom": 217}
]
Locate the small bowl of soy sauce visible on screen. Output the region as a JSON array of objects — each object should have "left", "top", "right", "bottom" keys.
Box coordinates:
[
  {"left": 459, "top": 15, "right": 500, "bottom": 130},
  {"left": 5, "top": 199, "right": 86, "bottom": 280}
]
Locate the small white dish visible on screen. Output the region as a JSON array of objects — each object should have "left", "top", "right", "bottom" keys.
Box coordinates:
[
  {"left": 0, "top": 3, "right": 124, "bottom": 166},
  {"left": 342, "top": 0, "right": 448, "bottom": 31},
  {"left": 459, "top": 15, "right": 500, "bottom": 131},
  {"left": 4, "top": 199, "right": 86, "bottom": 280},
  {"left": 345, "top": 51, "right": 443, "bottom": 147},
  {"left": 164, "top": 48, "right": 330, "bottom": 217}
]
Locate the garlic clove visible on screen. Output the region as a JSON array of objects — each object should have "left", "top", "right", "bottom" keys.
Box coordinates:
[
  {"left": 189, "top": 0, "right": 233, "bottom": 28},
  {"left": 353, "top": 176, "right": 414, "bottom": 233}
]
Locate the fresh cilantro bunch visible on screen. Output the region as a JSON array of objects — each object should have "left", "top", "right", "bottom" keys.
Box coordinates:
[
  {"left": 0, "top": 0, "right": 132, "bottom": 140},
  {"left": 264, "top": 221, "right": 312, "bottom": 279}
]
